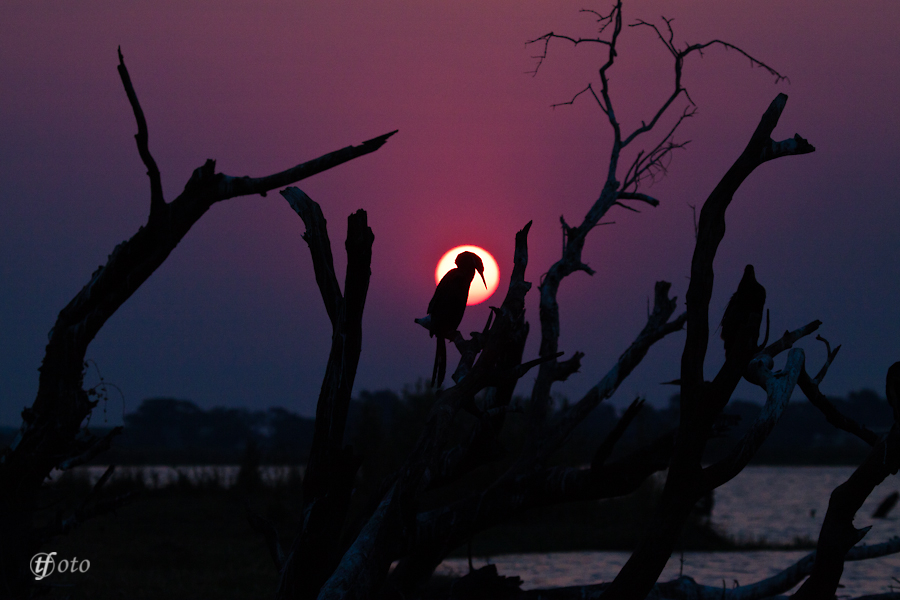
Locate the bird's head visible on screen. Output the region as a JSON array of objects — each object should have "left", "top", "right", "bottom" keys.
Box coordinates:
[
  {"left": 744, "top": 264, "right": 756, "bottom": 280},
  {"left": 456, "top": 251, "right": 486, "bottom": 288}
]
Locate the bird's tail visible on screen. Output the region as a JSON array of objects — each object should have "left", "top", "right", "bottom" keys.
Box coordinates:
[{"left": 432, "top": 336, "right": 447, "bottom": 387}]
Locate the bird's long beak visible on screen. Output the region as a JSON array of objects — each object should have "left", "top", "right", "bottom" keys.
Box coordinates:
[{"left": 478, "top": 271, "right": 487, "bottom": 288}]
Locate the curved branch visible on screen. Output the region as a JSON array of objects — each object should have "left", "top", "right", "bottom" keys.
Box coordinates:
[
  {"left": 702, "top": 348, "right": 804, "bottom": 490},
  {"left": 117, "top": 48, "right": 164, "bottom": 216},
  {"left": 217, "top": 130, "right": 397, "bottom": 200},
  {"left": 536, "top": 282, "right": 686, "bottom": 459}
]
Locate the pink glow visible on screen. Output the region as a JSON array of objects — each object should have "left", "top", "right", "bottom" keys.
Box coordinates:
[{"left": 2, "top": 1, "right": 900, "bottom": 421}]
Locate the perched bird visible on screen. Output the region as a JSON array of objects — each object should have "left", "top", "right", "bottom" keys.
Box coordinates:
[
  {"left": 720, "top": 264, "right": 766, "bottom": 361},
  {"left": 427, "top": 251, "right": 486, "bottom": 387}
]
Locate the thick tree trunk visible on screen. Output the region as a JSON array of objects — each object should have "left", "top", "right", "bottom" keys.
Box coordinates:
[{"left": 275, "top": 189, "right": 374, "bottom": 600}]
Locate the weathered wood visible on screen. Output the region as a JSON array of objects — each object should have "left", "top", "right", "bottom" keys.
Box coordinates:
[{"left": 276, "top": 188, "right": 374, "bottom": 600}]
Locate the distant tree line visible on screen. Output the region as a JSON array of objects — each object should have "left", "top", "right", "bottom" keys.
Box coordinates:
[{"left": 1, "top": 388, "right": 886, "bottom": 466}]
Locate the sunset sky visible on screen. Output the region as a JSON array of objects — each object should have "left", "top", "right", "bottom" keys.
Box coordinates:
[{"left": 2, "top": 1, "right": 899, "bottom": 426}]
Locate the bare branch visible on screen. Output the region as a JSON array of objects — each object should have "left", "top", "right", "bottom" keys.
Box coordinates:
[
  {"left": 281, "top": 188, "right": 342, "bottom": 326},
  {"left": 618, "top": 20, "right": 790, "bottom": 156},
  {"left": 759, "top": 319, "right": 822, "bottom": 359},
  {"left": 798, "top": 369, "right": 879, "bottom": 447},
  {"left": 622, "top": 107, "right": 695, "bottom": 190},
  {"left": 793, "top": 427, "right": 900, "bottom": 598},
  {"left": 811, "top": 334, "right": 840, "bottom": 384},
  {"left": 719, "top": 537, "right": 900, "bottom": 599},
  {"left": 550, "top": 83, "right": 607, "bottom": 113},
  {"left": 703, "top": 348, "right": 804, "bottom": 490},
  {"left": 535, "top": 282, "right": 686, "bottom": 458},
  {"left": 591, "top": 397, "right": 645, "bottom": 470},
  {"left": 117, "top": 48, "right": 164, "bottom": 216},
  {"left": 682, "top": 94, "right": 812, "bottom": 399},
  {"left": 275, "top": 189, "right": 372, "bottom": 599},
  {"left": 523, "top": 535, "right": 900, "bottom": 599},
  {"left": 411, "top": 453, "right": 671, "bottom": 574},
  {"left": 218, "top": 130, "right": 397, "bottom": 200},
  {"left": 525, "top": 3, "right": 616, "bottom": 78},
  {"left": 616, "top": 191, "right": 661, "bottom": 207},
  {"left": 246, "top": 503, "right": 285, "bottom": 571}
]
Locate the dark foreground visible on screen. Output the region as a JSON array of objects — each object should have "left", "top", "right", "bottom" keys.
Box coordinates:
[{"left": 35, "top": 475, "right": 808, "bottom": 600}]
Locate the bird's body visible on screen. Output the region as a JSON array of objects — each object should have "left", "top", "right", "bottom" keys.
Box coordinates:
[
  {"left": 427, "top": 251, "right": 486, "bottom": 387},
  {"left": 720, "top": 264, "right": 766, "bottom": 361}
]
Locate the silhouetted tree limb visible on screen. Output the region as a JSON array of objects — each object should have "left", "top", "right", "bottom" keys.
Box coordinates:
[
  {"left": 117, "top": 48, "right": 163, "bottom": 216},
  {"left": 798, "top": 369, "right": 880, "bottom": 447},
  {"left": 702, "top": 349, "right": 804, "bottom": 489},
  {"left": 533, "top": 281, "right": 686, "bottom": 460},
  {"left": 522, "top": 538, "right": 900, "bottom": 598},
  {"left": 603, "top": 93, "right": 814, "bottom": 599},
  {"left": 325, "top": 222, "right": 541, "bottom": 600},
  {"left": 791, "top": 335, "right": 880, "bottom": 446},
  {"left": 524, "top": 1, "right": 792, "bottom": 463},
  {"left": 810, "top": 334, "right": 840, "bottom": 385},
  {"left": 387, "top": 432, "right": 674, "bottom": 599},
  {"left": 792, "top": 394, "right": 900, "bottom": 598},
  {"left": 591, "top": 397, "right": 644, "bottom": 470},
  {"left": 759, "top": 320, "right": 822, "bottom": 360},
  {"left": 0, "top": 48, "right": 394, "bottom": 599},
  {"left": 412, "top": 222, "right": 535, "bottom": 490},
  {"left": 384, "top": 11, "right": 811, "bottom": 600},
  {"left": 275, "top": 188, "right": 373, "bottom": 600}
]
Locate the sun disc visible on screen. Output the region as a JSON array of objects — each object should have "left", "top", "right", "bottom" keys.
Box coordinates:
[{"left": 435, "top": 245, "right": 500, "bottom": 306}]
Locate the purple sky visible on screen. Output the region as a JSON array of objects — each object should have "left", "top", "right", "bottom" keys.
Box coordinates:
[{"left": 2, "top": 1, "right": 899, "bottom": 426}]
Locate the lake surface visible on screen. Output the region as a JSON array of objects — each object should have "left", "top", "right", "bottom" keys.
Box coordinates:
[
  {"left": 435, "top": 466, "right": 900, "bottom": 597},
  {"left": 68, "top": 465, "right": 900, "bottom": 596}
]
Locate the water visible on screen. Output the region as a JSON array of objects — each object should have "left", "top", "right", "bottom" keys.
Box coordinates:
[
  {"left": 437, "top": 550, "right": 900, "bottom": 596},
  {"left": 714, "top": 466, "right": 900, "bottom": 546},
  {"left": 435, "top": 466, "right": 900, "bottom": 597}
]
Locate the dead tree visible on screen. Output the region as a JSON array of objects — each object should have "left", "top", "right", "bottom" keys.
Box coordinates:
[
  {"left": 383, "top": 4, "right": 801, "bottom": 598},
  {"left": 289, "top": 4, "right": 899, "bottom": 599},
  {"left": 244, "top": 3, "right": 801, "bottom": 599},
  {"left": 271, "top": 188, "right": 374, "bottom": 599},
  {"left": 0, "top": 49, "right": 395, "bottom": 599}
]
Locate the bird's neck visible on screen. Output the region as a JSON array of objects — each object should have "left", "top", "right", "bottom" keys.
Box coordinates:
[{"left": 458, "top": 267, "right": 476, "bottom": 282}]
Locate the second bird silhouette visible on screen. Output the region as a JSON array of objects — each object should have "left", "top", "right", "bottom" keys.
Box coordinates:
[
  {"left": 720, "top": 264, "right": 766, "bottom": 361},
  {"left": 427, "top": 251, "right": 486, "bottom": 387}
]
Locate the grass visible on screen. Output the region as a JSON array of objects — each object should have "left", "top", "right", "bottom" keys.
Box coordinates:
[{"left": 38, "top": 478, "right": 296, "bottom": 599}]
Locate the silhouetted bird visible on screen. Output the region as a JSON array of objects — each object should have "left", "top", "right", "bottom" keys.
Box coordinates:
[
  {"left": 427, "top": 251, "right": 486, "bottom": 387},
  {"left": 720, "top": 265, "right": 766, "bottom": 361}
]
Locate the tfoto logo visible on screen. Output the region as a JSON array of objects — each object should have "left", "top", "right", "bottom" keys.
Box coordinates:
[{"left": 29, "top": 552, "right": 90, "bottom": 581}]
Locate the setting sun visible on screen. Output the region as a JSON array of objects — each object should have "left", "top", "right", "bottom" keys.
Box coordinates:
[{"left": 435, "top": 246, "right": 500, "bottom": 306}]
